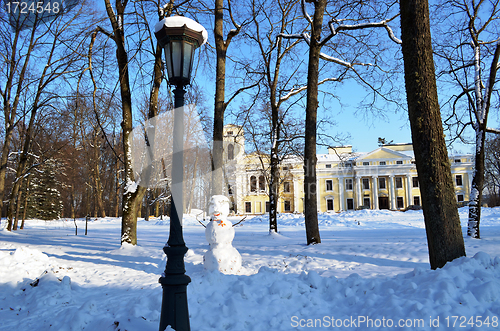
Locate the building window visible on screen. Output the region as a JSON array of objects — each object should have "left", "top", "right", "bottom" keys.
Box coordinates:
[
  {"left": 362, "top": 178, "right": 370, "bottom": 190},
  {"left": 345, "top": 178, "right": 353, "bottom": 190},
  {"left": 379, "top": 161, "right": 386, "bottom": 165},
  {"left": 413, "top": 196, "right": 420, "bottom": 206},
  {"left": 395, "top": 177, "right": 403, "bottom": 188},
  {"left": 245, "top": 202, "right": 252, "bottom": 213},
  {"left": 396, "top": 160, "right": 403, "bottom": 165},
  {"left": 259, "top": 175, "right": 266, "bottom": 191},
  {"left": 397, "top": 197, "right": 404, "bottom": 209},
  {"left": 379, "top": 177, "right": 386, "bottom": 189},
  {"left": 326, "top": 164, "right": 332, "bottom": 168},
  {"left": 456, "top": 175, "right": 463, "bottom": 186},
  {"left": 455, "top": 159, "right": 461, "bottom": 163},
  {"left": 363, "top": 198, "right": 371, "bottom": 208},
  {"left": 250, "top": 176, "right": 257, "bottom": 192},
  {"left": 363, "top": 162, "right": 369, "bottom": 166},
  {"left": 226, "top": 131, "right": 233, "bottom": 135},
  {"left": 326, "top": 198, "right": 334, "bottom": 211},
  {"left": 284, "top": 201, "right": 291, "bottom": 212},
  {"left": 265, "top": 201, "right": 270, "bottom": 213},
  {"left": 412, "top": 177, "right": 419, "bottom": 188},
  {"left": 228, "top": 144, "right": 234, "bottom": 160},
  {"left": 282, "top": 166, "right": 289, "bottom": 171},
  {"left": 457, "top": 194, "right": 464, "bottom": 202},
  {"left": 283, "top": 181, "right": 291, "bottom": 193},
  {"left": 346, "top": 199, "right": 354, "bottom": 210},
  {"left": 326, "top": 179, "right": 333, "bottom": 191}
]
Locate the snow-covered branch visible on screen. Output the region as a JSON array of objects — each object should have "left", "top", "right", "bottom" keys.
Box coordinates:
[
  {"left": 277, "top": 76, "right": 344, "bottom": 105},
  {"left": 486, "top": 127, "right": 500, "bottom": 135},
  {"left": 277, "top": 32, "right": 373, "bottom": 69},
  {"left": 326, "top": 15, "right": 402, "bottom": 45},
  {"left": 482, "top": 41, "right": 500, "bottom": 121},
  {"left": 301, "top": 0, "right": 313, "bottom": 24}
]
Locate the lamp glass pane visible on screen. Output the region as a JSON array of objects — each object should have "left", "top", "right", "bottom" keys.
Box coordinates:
[
  {"left": 164, "top": 43, "right": 173, "bottom": 80},
  {"left": 171, "top": 41, "right": 182, "bottom": 78},
  {"left": 182, "top": 42, "right": 194, "bottom": 80}
]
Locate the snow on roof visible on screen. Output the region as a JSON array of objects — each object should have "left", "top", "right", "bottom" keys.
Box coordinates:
[
  {"left": 317, "top": 152, "right": 364, "bottom": 162},
  {"left": 398, "top": 150, "right": 415, "bottom": 158},
  {"left": 154, "top": 16, "right": 208, "bottom": 45}
]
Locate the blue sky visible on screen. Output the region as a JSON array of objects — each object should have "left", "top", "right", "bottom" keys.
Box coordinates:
[{"left": 315, "top": 77, "right": 494, "bottom": 156}]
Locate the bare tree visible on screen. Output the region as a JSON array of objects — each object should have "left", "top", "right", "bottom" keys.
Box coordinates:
[
  {"left": 435, "top": 0, "right": 500, "bottom": 239},
  {"left": 484, "top": 135, "right": 500, "bottom": 206},
  {"left": 279, "top": 0, "right": 401, "bottom": 244},
  {"left": 400, "top": 0, "right": 466, "bottom": 269},
  {"left": 2, "top": 1, "right": 97, "bottom": 230},
  {"left": 210, "top": 0, "right": 245, "bottom": 196},
  {"left": 94, "top": 0, "right": 188, "bottom": 244},
  {"left": 243, "top": 0, "right": 311, "bottom": 233}
]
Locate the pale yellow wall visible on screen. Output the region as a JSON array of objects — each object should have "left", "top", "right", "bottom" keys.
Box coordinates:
[
  {"left": 363, "top": 149, "right": 402, "bottom": 159},
  {"left": 234, "top": 140, "right": 473, "bottom": 214}
]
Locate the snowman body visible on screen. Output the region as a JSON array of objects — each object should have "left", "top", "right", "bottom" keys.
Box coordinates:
[{"left": 203, "top": 195, "right": 242, "bottom": 273}]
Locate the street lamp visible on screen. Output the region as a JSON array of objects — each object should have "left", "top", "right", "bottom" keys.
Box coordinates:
[{"left": 154, "top": 15, "right": 207, "bottom": 331}]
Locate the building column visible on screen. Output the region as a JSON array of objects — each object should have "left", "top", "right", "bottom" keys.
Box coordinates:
[
  {"left": 339, "top": 177, "right": 344, "bottom": 211},
  {"left": 293, "top": 178, "right": 299, "bottom": 213},
  {"left": 316, "top": 178, "right": 321, "bottom": 212},
  {"left": 467, "top": 171, "right": 474, "bottom": 198},
  {"left": 389, "top": 175, "right": 396, "bottom": 210},
  {"left": 356, "top": 176, "right": 362, "bottom": 208},
  {"left": 372, "top": 176, "right": 378, "bottom": 209},
  {"left": 406, "top": 174, "right": 412, "bottom": 207}
]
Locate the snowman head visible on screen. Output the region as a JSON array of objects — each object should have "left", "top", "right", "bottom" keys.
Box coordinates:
[{"left": 208, "top": 195, "right": 230, "bottom": 220}]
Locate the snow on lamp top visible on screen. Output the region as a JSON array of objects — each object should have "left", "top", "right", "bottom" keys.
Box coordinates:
[{"left": 154, "top": 15, "right": 208, "bottom": 46}]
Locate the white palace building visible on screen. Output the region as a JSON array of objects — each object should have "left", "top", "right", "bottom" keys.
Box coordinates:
[{"left": 222, "top": 125, "right": 474, "bottom": 214}]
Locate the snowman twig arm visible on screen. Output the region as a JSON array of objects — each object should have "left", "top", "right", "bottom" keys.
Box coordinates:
[
  {"left": 232, "top": 216, "right": 247, "bottom": 227},
  {"left": 196, "top": 216, "right": 207, "bottom": 228}
]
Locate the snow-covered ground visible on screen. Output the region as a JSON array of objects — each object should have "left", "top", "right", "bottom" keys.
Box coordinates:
[{"left": 1, "top": 207, "right": 499, "bottom": 330}]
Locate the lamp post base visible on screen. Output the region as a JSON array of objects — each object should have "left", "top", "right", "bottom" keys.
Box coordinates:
[{"left": 159, "top": 245, "right": 191, "bottom": 331}]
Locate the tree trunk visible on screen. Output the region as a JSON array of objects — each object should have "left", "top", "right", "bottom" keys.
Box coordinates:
[
  {"left": 20, "top": 175, "right": 30, "bottom": 229},
  {"left": 13, "top": 178, "right": 24, "bottom": 230},
  {"left": 114, "top": 153, "right": 120, "bottom": 218},
  {"left": 467, "top": 42, "right": 500, "bottom": 239},
  {"left": 70, "top": 185, "right": 75, "bottom": 219},
  {"left": 145, "top": 190, "right": 150, "bottom": 221},
  {"left": 155, "top": 188, "right": 160, "bottom": 217},
  {"left": 102, "top": 0, "right": 148, "bottom": 245},
  {"left": 468, "top": 125, "right": 485, "bottom": 238},
  {"left": 400, "top": 0, "right": 466, "bottom": 269},
  {"left": 303, "top": 0, "right": 326, "bottom": 245},
  {"left": 0, "top": 25, "right": 35, "bottom": 218},
  {"left": 212, "top": 0, "right": 227, "bottom": 196},
  {"left": 0, "top": 133, "right": 13, "bottom": 218},
  {"left": 269, "top": 113, "right": 280, "bottom": 233},
  {"left": 93, "top": 137, "right": 106, "bottom": 218}
]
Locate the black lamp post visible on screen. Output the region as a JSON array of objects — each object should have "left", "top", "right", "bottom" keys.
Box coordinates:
[{"left": 154, "top": 16, "right": 207, "bottom": 331}]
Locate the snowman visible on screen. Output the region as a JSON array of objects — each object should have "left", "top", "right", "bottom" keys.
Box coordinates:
[{"left": 203, "top": 195, "right": 242, "bottom": 273}]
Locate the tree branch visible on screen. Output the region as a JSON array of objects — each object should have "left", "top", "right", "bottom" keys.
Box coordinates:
[{"left": 324, "top": 14, "right": 402, "bottom": 46}]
